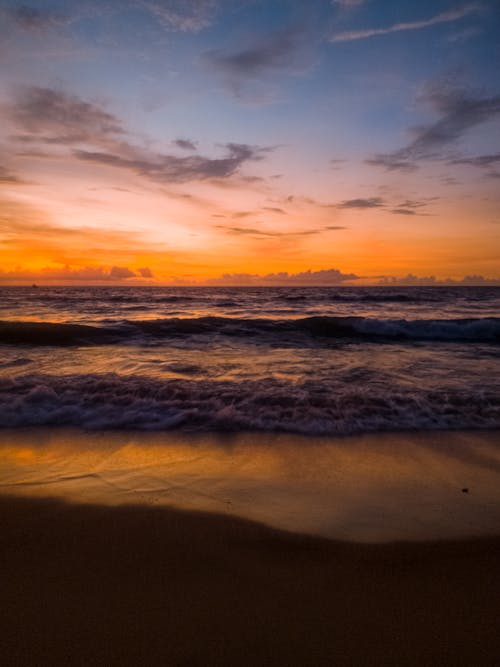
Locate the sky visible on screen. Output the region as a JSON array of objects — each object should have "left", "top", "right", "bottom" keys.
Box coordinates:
[{"left": 0, "top": 0, "right": 499, "bottom": 285}]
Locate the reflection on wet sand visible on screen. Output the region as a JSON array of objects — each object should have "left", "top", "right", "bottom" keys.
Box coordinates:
[{"left": 1, "top": 428, "right": 500, "bottom": 542}]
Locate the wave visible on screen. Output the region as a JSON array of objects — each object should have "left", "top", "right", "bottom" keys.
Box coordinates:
[
  {"left": 1, "top": 316, "right": 499, "bottom": 346},
  {"left": 1, "top": 373, "right": 499, "bottom": 434},
  {"left": 0, "top": 374, "right": 500, "bottom": 435}
]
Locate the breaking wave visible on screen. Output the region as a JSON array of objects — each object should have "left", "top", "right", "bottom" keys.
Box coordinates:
[
  {"left": 0, "top": 373, "right": 498, "bottom": 434},
  {"left": 1, "top": 316, "right": 499, "bottom": 346}
]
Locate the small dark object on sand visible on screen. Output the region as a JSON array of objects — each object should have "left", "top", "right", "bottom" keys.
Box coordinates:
[{"left": 462, "top": 488, "right": 469, "bottom": 494}]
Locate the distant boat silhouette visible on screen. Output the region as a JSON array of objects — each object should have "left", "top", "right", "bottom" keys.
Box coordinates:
[{"left": 32, "top": 284, "right": 38, "bottom": 288}]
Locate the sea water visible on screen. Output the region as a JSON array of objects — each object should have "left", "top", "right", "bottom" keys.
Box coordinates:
[{"left": 0, "top": 285, "right": 498, "bottom": 434}]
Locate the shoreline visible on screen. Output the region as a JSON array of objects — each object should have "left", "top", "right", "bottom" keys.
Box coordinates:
[
  {"left": 1, "top": 426, "right": 500, "bottom": 543},
  {"left": 2, "top": 493, "right": 500, "bottom": 666}
]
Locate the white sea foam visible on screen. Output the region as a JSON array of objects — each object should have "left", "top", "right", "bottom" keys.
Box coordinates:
[{"left": 1, "top": 373, "right": 499, "bottom": 434}]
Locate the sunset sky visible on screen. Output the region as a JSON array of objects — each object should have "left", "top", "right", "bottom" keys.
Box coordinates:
[{"left": 1, "top": 0, "right": 499, "bottom": 284}]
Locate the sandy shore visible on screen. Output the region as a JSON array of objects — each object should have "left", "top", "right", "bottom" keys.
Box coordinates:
[
  {"left": 1, "top": 493, "right": 500, "bottom": 666},
  {"left": 2, "top": 428, "right": 500, "bottom": 541}
]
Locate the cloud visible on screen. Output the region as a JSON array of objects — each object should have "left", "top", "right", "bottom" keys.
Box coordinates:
[
  {"left": 4, "top": 86, "right": 124, "bottom": 146},
  {"left": 202, "top": 25, "right": 313, "bottom": 99},
  {"left": 407, "top": 82, "right": 500, "bottom": 157},
  {"left": 4, "top": 85, "right": 272, "bottom": 185},
  {"left": 389, "top": 199, "right": 434, "bottom": 216},
  {"left": 215, "top": 225, "right": 346, "bottom": 238},
  {"left": 390, "top": 208, "right": 418, "bottom": 216},
  {"left": 331, "top": 4, "right": 480, "bottom": 42},
  {"left": 207, "top": 268, "right": 359, "bottom": 285},
  {"left": 366, "top": 82, "right": 500, "bottom": 171},
  {"left": 0, "top": 264, "right": 152, "bottom": 284},
  {"left": 0, "top": 4, "right": 69, "bottom": 31},
  {"left": 74, "top": 142, "right": 268, "bottom": 183},
  {"left": 262, "top": 206, "right": 286, "bottom": 214},
  {"left": 0, "top": 166, "right": 27, "bottom": 185},
  {"left": 109, "top": 265, "right": 136, "bottom": 279},
  {"left": 138, "top": 0, "right": 219, "bottom": 32},
  {"left": 365, "top": 155, "right": 418, "bottom": 172},
  {"left": 204, "top": 27, "right": 301, "bottom": 77},
  {"left": 337, "top": 197, "right": 384, "bottom": 209},
  {"left": 330, "top": 195, "right": 434, "bottom": 215},
  {"left": 285, "top": 193, "right": 435, "bottom": 216},
  {"left": 232, "top": 211, "right": 253, "bottom": 218},
  {"left": 137, "top": 266, "right": 154, "bottom": 278},
  {"left": 378, "top": 273, "right": 500, "bottom": 286},
  {"left": 173, "top": 138, "right": 197, "bottom": 151},
  {"left": 449, "top": 153, "right": 500, "bottom": 168}
]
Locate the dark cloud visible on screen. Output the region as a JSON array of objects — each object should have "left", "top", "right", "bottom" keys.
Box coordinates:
[
  {"left": 262, "top": 206, "right": 286, "bottom": 214},
  {"left": 441, "top": 176, "right": 460, "bottom": 186},
  {"left": 390, "top": 199, "right": 434, "bottom": 215},
  {"left": 337, "top": 197, "right": 384, "bottom": 209},
  {"left": 217, "top": 225, "right": 271, "bottom": 236},
  {"left": 4, "top": 85, "right": 272, "bottom": 185},
  {"left": 397, "top": 199, "right": 433, "bottom": 209},
  {"left": 378, "top": 273, "right": 500, "bottom": 286},
  {"left": 109, "top": 266, "right": 136, "bottom": 279},
  {"left": 202, "top": 25, "right": 312, "bottom": 99},
  {"left": 232, "top": 211, "right": 254, "bottom": 218},
  {"left": 365, "top": 155, "right": 418, "bottom": 172},
  {"left": 283, "top": 193, "right": 435, "bottom": 216},
  {"left": 390, "top": 208, "right": 418, "bottom": 216},
  {"left": 137, "top": 266, "right": 154, "bottom": 278},
  {"left": 1, "top": 4, "right": 68, "bottom": 31},
  {"left": 0, "top": 166, "right": 26, "bottom": 185},
  {"left": 5, "top": 86, "right": 124, "bottom": 146},
  {"left": 0, "top": 264, "right": 150, "bottom": 284},
  {"left": 173, "top": 138, "right": 197, "bottom": 151},
  {"left": 366, "top": 82, "right": 500, "bottom": 172},
  {"left": 216, "top": 224, "right": 346, "bottom": 237},
  {"left": 407, "top": 83, "right": 500, "bottom": 157},
  {"left": 449, "top": 153, "right": 500, "bottom": 168},
  {"left": 207, "top": 268, "right": 359, "bottom": 285},
  {"left": 204, "top": 27, "right": 301, "bottom": 77},
  {"left": 74, "top": 142, "right": 267, "bottom": 183},
  {"left": 330, "top": 159, "right": 346, "bottom": 171}
]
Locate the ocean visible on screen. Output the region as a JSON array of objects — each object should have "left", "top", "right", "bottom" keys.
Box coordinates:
[{"left": 1, "top": 285, "right": 499, "bottom": 435}]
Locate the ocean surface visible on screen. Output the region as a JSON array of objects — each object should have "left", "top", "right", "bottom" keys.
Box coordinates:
[{"left": 0, "top": 285, "right": 499, "bottom": 435}]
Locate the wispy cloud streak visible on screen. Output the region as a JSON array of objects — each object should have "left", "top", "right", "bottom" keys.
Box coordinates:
[
  {"left": 366, "top": 81, "right": 500, "bottom": 171},
  {"left": 331, "top": 4, "right": 480, "bottom": 42}
]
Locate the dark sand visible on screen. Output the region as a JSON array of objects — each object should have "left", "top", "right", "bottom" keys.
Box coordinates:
[{"left": 2, "top": 494, "right": 500, "bottom": 666}]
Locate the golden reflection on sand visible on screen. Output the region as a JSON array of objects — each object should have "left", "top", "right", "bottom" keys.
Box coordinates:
[{"left": 1, "top": 428, "right": 500, "bottom": 542}]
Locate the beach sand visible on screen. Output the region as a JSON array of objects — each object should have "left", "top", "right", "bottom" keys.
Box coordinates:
[
  {"left": 1, "top": 428, "right": 500, "bottom": 665},
  {"left": 2, "top": 494, "right": 500, "bottom": 666}
]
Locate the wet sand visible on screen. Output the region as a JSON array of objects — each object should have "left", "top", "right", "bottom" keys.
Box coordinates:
[
  {"left": 2, "top": 428, "right": 500, "bottom": 541},
  {"left": 1, "top": 494, "right": 500, "bottom": 666}
]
